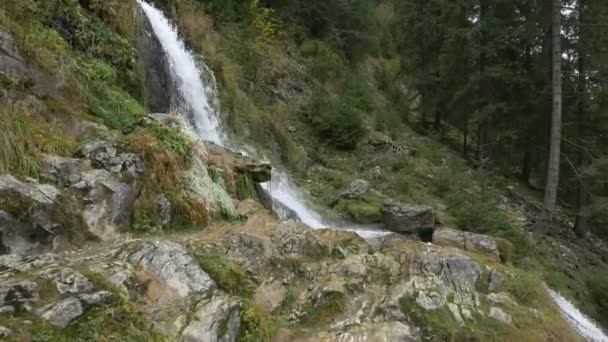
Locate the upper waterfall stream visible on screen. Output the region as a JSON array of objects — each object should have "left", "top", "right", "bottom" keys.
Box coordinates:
[{"left": 137, "top": 0, "right": 389, "bottom": 240}]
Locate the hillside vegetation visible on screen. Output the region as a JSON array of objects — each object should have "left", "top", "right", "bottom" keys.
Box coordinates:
[{"left": 0, "top": 0, "right": 607, "bottom": 339}]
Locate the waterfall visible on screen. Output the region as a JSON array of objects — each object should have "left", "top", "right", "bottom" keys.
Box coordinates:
[
  {"left": 138, "top": 0, "right": 225, "bottom": 146},
  {"left": 137, "top": 1, "right": 389, "bottom": 240},
  {"left": 547, "top": 289, "right": 607, "bottom": 342}
]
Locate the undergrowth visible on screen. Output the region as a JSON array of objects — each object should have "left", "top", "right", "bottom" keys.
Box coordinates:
[
  {"left": 124, "top": 128, "right": 207, "bottom": 232},
  {"left": 0, "top": 104, "right": 75, "bottom": 177}
]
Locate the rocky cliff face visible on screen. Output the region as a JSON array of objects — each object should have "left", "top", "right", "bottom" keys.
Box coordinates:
[{"left": 0, "top": 199, "right": 579, "bottom": 341}]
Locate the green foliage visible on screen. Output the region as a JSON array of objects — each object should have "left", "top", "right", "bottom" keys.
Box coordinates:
[
  {"left": 589, "top": 272, "right": 608, "bottom": 321},
  {"left": 496, "top": 238, "right": 515, "bottom": 264},
  {"left": 433, "top": 158, "right": 529, "bottom": 258},
  {"left": 343, "top": 76, "right": 375, "bottom": 112},
  {"left": 239, "top": 303, "right": 274, "bottom": 342},
  {"left": 375, "top": 111, "right": 402, "bottom": 139},
  {"left": 236, "top": 174, "right": 257, "bottom": 200},
  {"left": 299, "top": 40, "right": 343, "bottom": 81},
  {"left": 334, "top": 193, "right": 383, "bottom": 224},
  {"left": 300, "top": 292, "right": 345, "bottom": 327},
  {"left": 81, "top": 60, "right": 145, "bottom": 130},
  {"left": 309, "top": 94, "right": 365, "bottom": 149},
  {"left": 125, "top": 128, "right": 210, "bottom": 232},
  {"left": 585, "top": 200, "right": 608, "bottom": 241},
  {"left": 149, "top": 123, "right": 192, "bottom": 158},
  {"left": 190, "top": 244, "right": 256, "bottom": 299},
  {"left": 400, "top": 297, "right": 468, "bottom": 341},
  {"left": 504, "top": 272, "right": 546, "bottom": 308}
]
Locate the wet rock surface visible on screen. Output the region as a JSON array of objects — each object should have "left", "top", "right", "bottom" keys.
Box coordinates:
[
  {"left": 432, "top": 227, "right": 500, "bottom": 260},
  {"left": 382, "top": 202, "right": 435, "bottom": 234}
]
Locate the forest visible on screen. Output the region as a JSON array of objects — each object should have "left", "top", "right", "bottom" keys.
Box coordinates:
[{"left": 0, "top": 0, "right": 607, "bottom": 340}]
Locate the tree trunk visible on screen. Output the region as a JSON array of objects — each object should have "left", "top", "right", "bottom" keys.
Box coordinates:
[
  {"left": 574, "top": 4, "right": 587, "bottom": 237},
  {"left": 434, "top": 110, "right": 441, "bottom": 130},
  {"left": 463, "top": 113, "right": 469, "bottom": 158},
  {"left": 476, "top": 122, "right": 484, "bottom": 167},
  {"left": 541, "top": 0, "right": 562, "bottom": 231},
  {"left": 521, "top": 150, "right": 531, "bottom": 185}
]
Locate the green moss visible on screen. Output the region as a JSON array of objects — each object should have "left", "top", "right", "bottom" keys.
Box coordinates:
[
  {"left": 300, "top": 292, "right": 345, "bottom": 327},
  {"left": 189, "top": 244, "right": 256, "bottom": 299},
  {"left": 400, "top": 297, "right": 464, "bottom": 341},
  {"left": 334, "top": 193, "right": 384, "bottom": 223},
  {"left": 503, "top": 272, "right": 547, "bottom": 308},
  {"left": 236, "top": 174, "right": 257, "bottom": 200},
  {"left": 239, "top": 303, "right": 275, "bottom": 342},
  {"left": 589, "top": 271, "right": 608, "bottom": 326},
  {"left": 149, "top": 123, "right": 192, "bottom": 158}
]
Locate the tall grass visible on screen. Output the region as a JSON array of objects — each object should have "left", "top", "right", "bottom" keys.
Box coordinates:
[{"left": 0, "top": 104, "right": 75, "bottom": 177}]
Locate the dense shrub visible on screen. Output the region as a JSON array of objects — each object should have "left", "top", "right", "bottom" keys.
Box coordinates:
[
  {"left": 299, "top": 40, "right": 343, "bottom": 81},
  {"left": 589, "top": 272, "right": 608, "bottom": 322},
  {"left": 309, "top": 94, "right": 365, "bottom": 149},
  {"left": 585, "top": 201, "right": 608, "bottom": 242},
  {"left": 79, "top": 58, "right": 145, "bottom": 130}
]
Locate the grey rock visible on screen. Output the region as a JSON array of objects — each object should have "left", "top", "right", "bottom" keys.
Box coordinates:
[
  {"left": 40, "top": 268, "right": 95, "bottom": 295},
  {"left": 0, "top": 325, "right": 12, "bottom": 338},
  {"left": 487, "top": 292, "right": 515, "bottom": 306},
  {"left": 254, "top": 280, "right": 287, "bottom": 312},
  {"left": 0, "top": 253, "right": 64, "bottom": 272},
  {"left": 0, "top": 306, "right": 15, "bottom": 315},
  {"left": 382, "top": 202, "right": 434, "bottom": 234},
  {"left": 314, "top": 322, "right": 420, "bottom": 342},
  {"left": 116, "top": 240, "right": 216, "bottom": 300},
  {"left": 78, "top": 141, "right": 144, "bottom": 177},
  {"left": 433, "top": 228, "right": 500, "bottom": 260},
  {"left": 79, "top": 291, "right": 113, "bottom": 306},
  {"left": 0, "top": 280, "right": 39, "bottom": 310},
  {"left": 489, "top": 306, "right": 512, "bottom": 324},
  {"left": 447, "top": 303, "right": 464, "bottom": 325},
  {"left": 340, "top": 179, "right": 371, "bottom": 200},
  {"left": 41, "top": 155, "right": 138, "bottom": 241},
  {"left": 488, "top": 269, "right": 504, "bottom": 292},
  {"left": 255, "top": 183, "right": 301, "bottom": 222},
  {"left": 416, "top": 291, "right": 445, "bottom": 310},
  {"left": 206, "top": 143, "right": 271, "bottom": 183},
  {"left": 36, "top": 297, "right": 84, "bottom": 328},
  {"left": 155, "top": 194, "right": 173, "bottom": 226},
  {"left": 179, "top": 293, "right": 241, "bottom": 342},
  {"left": 0, "top": 28, "right": 29, "bottom": 84},
  {"left": 0, "top": 175, "right": 60, "bottom": 205},
  {"left": 0, "top": 175, "right": 72, "bottom": 254}
]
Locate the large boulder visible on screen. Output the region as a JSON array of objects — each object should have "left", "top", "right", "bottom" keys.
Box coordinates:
[
  {"left": 41, "top": 155, "right": 138, "bottom": 241},
  {"left": 382, "top": 202, "right": 434, "bottom": 234},
  {"left": 77, "top": 140, "right": 144, "bottom": 176},
  {"left": 116, "top": 240, "right": 217, "bottom": 301},
  {"left": 0, "top": 175, "right": 67, "bottom": 254},
  {"left": 339, "top": 179, "right": 371, "bottom": 200},
  {"left": 308, "top": 322, "right": 420, "bottom": 342},
  {"left": 178, "top": 293, "right": 242, "bottom": 342},
  {"left": 0, "top": 28, "right": 29, "bottom": 84},
  {"left": 432, "top": 227, "right": 500, "bottom": 261},
  {"left": 205, "top": 143, "right": 271, "bottom": 183}
]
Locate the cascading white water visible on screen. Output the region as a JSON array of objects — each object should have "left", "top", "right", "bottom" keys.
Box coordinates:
[
  {"left": 138, "top": 0, "right": 225, "bottom": 146},
  {"left": 548, "top": 289, "right": 608, "bottom": 342},
  {"left": 138, "top": 1, "right": 390, "bottom": 240}
]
